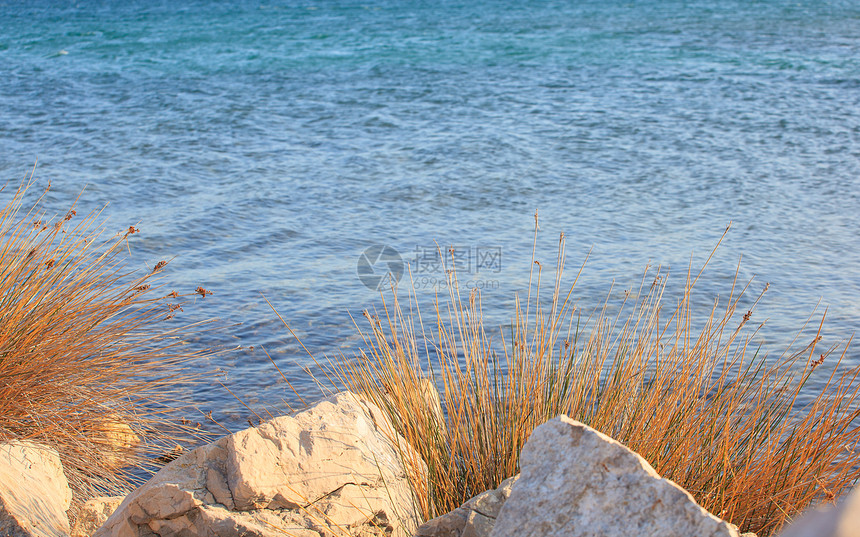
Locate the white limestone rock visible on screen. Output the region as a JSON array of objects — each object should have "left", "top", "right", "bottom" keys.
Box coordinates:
[
  {"left": 381, "top": 377, "right": 446, "bottom": 437},
  {"left": 777, "top": 487, "right": 860, "bottom": 537},
  {"left": 70, "top": 496, "right": 124, "bottom": 537},
  {"left": 417, "top": 377, "right": 445, "bottom": 436},
  {"left": 415, "top": 476, "right": 518, "bottom": 537},
  {"left": 0, "top": 441, "right": 72, "bottom": 537},
  {"left": 94, "top": 392, "right": 423, "bottom": 537},
  {"left": 89, "top": 419, "right": 140, "bottom": 470},
  {"left": 490, "top": 416, "right": 742, "bottom": 537}
]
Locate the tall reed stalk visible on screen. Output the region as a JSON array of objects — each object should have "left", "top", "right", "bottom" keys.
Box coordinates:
[
  {"left": 0, "top": 177, "right": 207, "bottom": 511},
  {"left": 327, "top": 216, "right": 859, "bottom": 536}
]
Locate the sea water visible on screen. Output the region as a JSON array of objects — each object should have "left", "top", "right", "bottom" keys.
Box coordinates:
[{"left": 1, "top": 0, "right": 859, "bottom": 429}]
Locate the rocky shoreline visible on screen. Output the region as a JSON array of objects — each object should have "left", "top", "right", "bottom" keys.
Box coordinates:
[{"left": 1, "top": 392, "right": 855, "bottom": 537}]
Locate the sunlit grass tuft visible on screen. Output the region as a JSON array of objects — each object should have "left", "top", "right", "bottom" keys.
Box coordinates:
[
  {"left": 324, "top": 217, "right": 860, "bottom": 537},
  {"left": 0, "top": 177, "right": 209, "bottom": 513}
]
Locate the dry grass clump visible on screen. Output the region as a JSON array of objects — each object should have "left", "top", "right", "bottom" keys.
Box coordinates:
[
  {"left": 329, "top": 218, "right": 860, "bottom": 536},
  {"left": 0, "top": 178, "right": 207, "bottom": 511}
]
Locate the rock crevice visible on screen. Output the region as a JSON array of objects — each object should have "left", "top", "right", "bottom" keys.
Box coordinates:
[{"left": 93, "top": 392, "right": 423, "bottom": 537}]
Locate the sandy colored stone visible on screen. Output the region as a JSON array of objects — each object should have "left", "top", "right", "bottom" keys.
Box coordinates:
[
  {"left": 418, "top": 377, "right": 446, "bottom": 435},
  {"left": 94, "top": 392, "right": 423, "bottom": 537},
  {"left": 777, "top": 487, "right": 860, "bottom": 537},
  {"left": 490, "top": 416, "right": 741, "bottom": 537},
  {"left": 89, "top": 419, "right": 140, "bottom": 470},
  {"left": 416, "top": 508, "right": 470, "bottom": 537},
  {"left": 70, "top": 496, "right": 123, "bottom": 537},
  {"left": 382, "top": 377, "right": 446, "bottom": 437},
  {"left": 226, "top": 392, "right": 409, "bottom": 511},
  {"left": 0, "top": 440, "right": 72, "bottom": 537},
  {"left": 416, "top": 476, "right": 518, "bottom": 537}
]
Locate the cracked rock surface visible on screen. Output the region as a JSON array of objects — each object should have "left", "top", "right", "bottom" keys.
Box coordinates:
[
  {"left": 489, "top": 416, "right": 743, "bottom": 537},
  {"left": 71, "top": 496, "right": 124, "bottom": 537},
  {"left": 0, "top": 441, "right": 72, "bottom": 537},
  {"left": 415, "top": 476, "right": 518, "bottom": 537},
  {"left": 94, "top": 392, "right": 423, "bottom": 537},
  {"left": 776, "top": 486, "right": 860, "bottom": 537}
]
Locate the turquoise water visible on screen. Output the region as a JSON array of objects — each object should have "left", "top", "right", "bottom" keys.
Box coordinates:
[{"left": 2, "top": 0, "right": 859, "bottom": 429}]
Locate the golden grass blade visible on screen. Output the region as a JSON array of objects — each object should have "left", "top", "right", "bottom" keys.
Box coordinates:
[
  {"left": 0, "top": 179, "right": 212, "bottom": 517},
  {"left": 302, "top": 217, "right": 860, "bottom": 536}
]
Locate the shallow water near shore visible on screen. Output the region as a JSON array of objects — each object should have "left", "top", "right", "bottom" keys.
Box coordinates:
[{"left": 1, "top": 0, "right": 859, "bottom": 432}]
